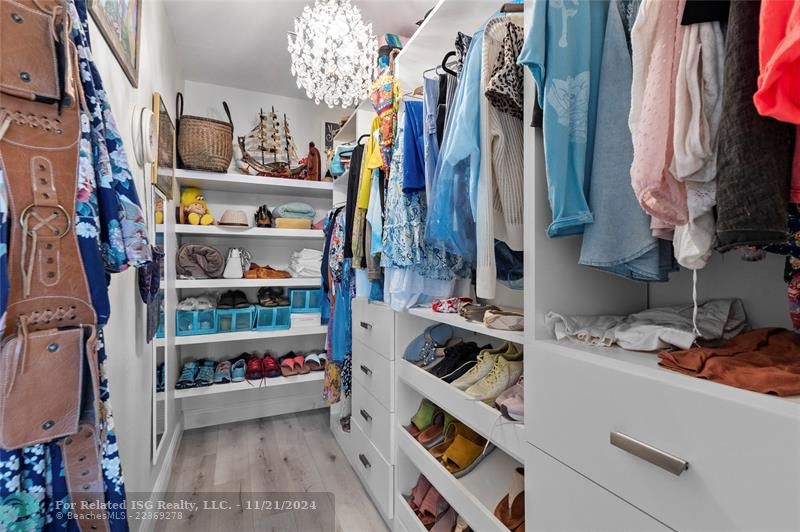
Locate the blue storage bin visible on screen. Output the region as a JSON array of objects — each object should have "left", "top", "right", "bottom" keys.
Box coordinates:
[
  {"left": 176, "top": 309, "right": 217, "bottom": 336},
  {"left": 156, "top": 311, "right": 165, "bottom": 339},
  {"left": 289, "top": 288, "right": 322, "bottom": 313},
  {"left": 216, "top": 306, "right": 255, "bottom": 333},
  {"left": 254, "top": 306, "right": 291, "bottom": 331}
]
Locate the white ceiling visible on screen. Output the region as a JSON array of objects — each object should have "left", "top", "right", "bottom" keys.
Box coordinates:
[{"left": 163, "top": 0, "right": 434, "bottom": 100}]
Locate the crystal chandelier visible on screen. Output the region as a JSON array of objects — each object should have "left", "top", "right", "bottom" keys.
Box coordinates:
[{"left": 288, "top": 0, "right": 378, "bottom": 108}]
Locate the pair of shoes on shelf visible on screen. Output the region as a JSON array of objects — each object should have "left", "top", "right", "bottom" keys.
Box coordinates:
[
  {"left": 451, "top": 343, "right": 523, "bottom": 404},
  {"left": 405, "top": 401, "right": 495, "bottom": 478},
  {"left": 245, "top": 352, "right": 281, "bottom": 380},
  {"left": 494, "top": 467, "right": 525, "bottom": 531},
  {"left": 177, "top": 294, "right": 216, "bottom": 311},
  {"left": 428, "top": 341, "right": 491, "bottom": 383},
  {"left": 407, "top": 474, "right": 457, "bottom": 530},
  {"left": 403, "top": 323, "right": 454, "bottom": 367},
  {"left": 431, "top": 296, "right": 473, "bottom": 314},
  {"left": 176, "top": 359, "right": 215, "bottom": 389},
  {"left": 257, "top": 286, "right": 290, "bottom": 307},
  {"left": 217, "top": 290, "right": 251, "bottom": 309},
  {"left": 244, "top": 262, "right": 291, "bottom": 279},
  {"left": 277, "top": 351, "right": 326, "bottom": 376},
  {"left": 496, "top": 377, "right": 524, "bottom": 422}
]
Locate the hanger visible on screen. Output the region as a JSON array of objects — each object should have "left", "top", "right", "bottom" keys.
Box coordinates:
[
  {"left": 357, "top": 134, "right": 370, "bottom": 145},
  {"left": 501, "top": 2, "right": 523, "bottom": 13},
  {"left": 389, "top": 48, "right": 401, "bottom": 75},
  {"left": 441, "top": 51, "right": 457, "bottom": 76}
]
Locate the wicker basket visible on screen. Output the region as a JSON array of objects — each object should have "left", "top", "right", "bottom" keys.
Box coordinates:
[{"left": 176, "top": 92, "right": 233, "bottom": 173}]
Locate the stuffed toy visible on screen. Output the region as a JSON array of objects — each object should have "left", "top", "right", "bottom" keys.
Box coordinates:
[
  {"left": 154, "top": 197, "right": 164, "bottom": 225},
  {"left": 180, "top": 187, "right": 214, "bottom": 225}
]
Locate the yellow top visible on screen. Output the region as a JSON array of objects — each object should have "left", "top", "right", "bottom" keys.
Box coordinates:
[{"left": 356, "top": 116, "right": 382, "bottom": 209}]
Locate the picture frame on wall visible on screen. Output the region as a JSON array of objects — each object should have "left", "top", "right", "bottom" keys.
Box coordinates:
[
  {"left": 88, "top": 0, "right": 142, "bottom": 87},
  {"left": 152, "top": 93, "right": 175, "bottom": 199},
  {"left": 323, "top": 121, "right": 341, "bottom": 153}
]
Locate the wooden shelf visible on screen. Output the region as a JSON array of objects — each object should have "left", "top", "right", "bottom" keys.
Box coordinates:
[
  {"left": 165, "top": 224, "right": 324, "bottom": 239},
  {"left": 175, "top": 168, "right": 333, "bottom": 198},
  {"left": 174, "top": 277, "right": 320, "bottom": 289},
  {"left": 398, "top": 360, "right": 526, "bottom": 463},
  {"left": 407, "top": 307, "right": 525, "bottom": 344},
  {"left": 174, "top": 371, "right": 323, "bottom": 399},
  {"left": 155, "top": 325, "right": 326, "bottom": 347},
  {"left": 397, "top": 428, "right": 518, "bottom": 532}
]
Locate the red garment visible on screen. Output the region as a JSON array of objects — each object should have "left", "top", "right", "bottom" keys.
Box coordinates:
[
  {"left": 793, "top": 127, "right": 800, "bottom": 202},
  {"left": 753, "top": 0, "right": 800, "bottom": 124},
  {"left": 659, "top": 328, "right": 800, "bottom": 396}
]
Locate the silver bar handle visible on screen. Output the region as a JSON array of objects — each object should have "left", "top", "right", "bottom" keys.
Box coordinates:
[
  {"left": 359, "top": 364, "right": 372, "bottom": 376},
  {"left": 358, "top": 453, "right": 371, "bottom": 469},
  {"left": 360, "top": 409, "right": 372, "bottom": 422},
  {"left": 360, "top": 321, "right": 372, "bottom": 330},
  {"left": 610, "top": 432, "right": 689, "bottom": 476}
]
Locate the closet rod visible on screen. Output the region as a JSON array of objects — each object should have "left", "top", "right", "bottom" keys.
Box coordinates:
[{"left": 501, "top": 2, "right": 523, "bottom": 13}]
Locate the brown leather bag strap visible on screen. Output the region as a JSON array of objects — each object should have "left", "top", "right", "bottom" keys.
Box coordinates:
[
  {"left": 59, "top": 422, "right": 111, "bottom": 532},
  {"left": 0, "top": 0, "right": 95, "bottom": 337}
]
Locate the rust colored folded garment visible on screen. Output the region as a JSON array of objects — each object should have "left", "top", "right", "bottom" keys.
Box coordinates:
[
  {"left": 658, "top": 328, "right": 800, "bottom": 396},
  {"left": 275, "top": 218, "right": 312, "bottom": 229}
]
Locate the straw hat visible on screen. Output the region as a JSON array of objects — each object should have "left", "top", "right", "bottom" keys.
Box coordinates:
[{"left": 218, "top": 209, "right": 250, "bottom": 227}]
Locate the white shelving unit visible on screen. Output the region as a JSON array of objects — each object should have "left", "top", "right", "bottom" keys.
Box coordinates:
[
  {"left": 393, "top": 493, "right": 428, "bottom": 532},
  {"left": 156, "top": 325, "right": 327, "bottom": 347},
  {"left": 163, "top": 158, "right": 333, "bottom": 430},
  {"left": 165, "top": 224, "right": 324, "bottom": 239},
  {"left": 406, "top": 307, "right": 524, "bottom": 345},
  {"left": 175, "top": 168, "right": 334, "bottom": 198},
  {"left": 398, "top": 360, "right": 526, "bottom": 463},
  {"left": 174, "top": 371, "right": 324, "bottom": 399},
  {"left": 174, "top": 277, "right": 320, "bottom": 289},
  {"left": 397, "top": 429, "right": 518, "bottom": 532}
]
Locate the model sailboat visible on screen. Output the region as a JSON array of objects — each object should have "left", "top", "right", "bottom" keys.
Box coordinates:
[{"left": 238, "top": 107, "right": 307, "bottom": 178}]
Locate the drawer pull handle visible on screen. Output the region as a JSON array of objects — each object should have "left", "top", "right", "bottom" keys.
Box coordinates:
[
  {"left": 360, "top": 364, "right": 372, "bottom": 375},
  {"left": 610, "top": 432, "right": 689, "bottom": 476},
  {"left": 360, "top": 321, "right": 373, "bottom": 330},
  {"left": 360, "top": 409, "right": 372, "bottom": 422},
  {"left": 358, "top": 453, "right": 371, "bottom": 469}
]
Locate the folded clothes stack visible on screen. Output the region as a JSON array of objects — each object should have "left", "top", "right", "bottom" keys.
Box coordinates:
[
  {"left": 289, "top": 248, "right": 322, "bottom": 278},
  {"left": 273, "top": 202, "right": 317, "bottom": 230}
]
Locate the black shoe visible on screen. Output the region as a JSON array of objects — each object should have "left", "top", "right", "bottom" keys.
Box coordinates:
[
  {"left": 429, "top": 341, "right": 481, "bottom": 381},
  {"left": 442, "top": 343, "right": 493, "bottom": 383}
]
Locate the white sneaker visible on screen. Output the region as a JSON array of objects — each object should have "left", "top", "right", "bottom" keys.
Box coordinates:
[{"left": 465, "top": 357, "right": 524, "bottom": 403}]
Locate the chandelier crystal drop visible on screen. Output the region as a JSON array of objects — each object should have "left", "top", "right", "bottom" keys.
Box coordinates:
[{"left": 288, "top": 0, "right": 378, "bottom": 108}]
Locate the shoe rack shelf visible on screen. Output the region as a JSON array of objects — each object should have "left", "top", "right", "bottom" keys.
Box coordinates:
[
  {"left": 406, "top": 308, "right": 525, "bottom": 344},
  {"left": 398, "top": 360, "right": 526, "bottom": 463},
  {"left": 394, "top": 493, "right": 429, "bottom": 532},
  {"left": 397, "top": 428, "right": 519, "bottom": 532},
  {"left": 173, "top": 277, "right": 321, "bottom": 289},
  {"left": 162, "top": 224, "right": 325, "bottom": 239},
  {"left": 174, "top": 371, "right": 324, "bottom": 399},
  {"left": 175, "top": 168, "right": 334, "bottom": 198},
  {"left": 155, "top": 324, "right": 326, "bottom": 347}
]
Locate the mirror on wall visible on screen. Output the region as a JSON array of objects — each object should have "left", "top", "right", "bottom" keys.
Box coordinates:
[
  {"left": 152, "top": 92, "right": 175, "bottom": 200},
  {"left": 152, "top": 185, "right": 168, "bottom": 463}
]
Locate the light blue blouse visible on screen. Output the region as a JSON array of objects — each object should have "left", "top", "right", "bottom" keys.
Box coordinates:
[{"left": 518, "top": 0, "right": 609, "bottom": 238}]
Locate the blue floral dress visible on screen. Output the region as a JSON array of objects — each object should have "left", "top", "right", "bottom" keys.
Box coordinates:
[{"left": 0, "top": 1, "right": 150, "bottom": 530}]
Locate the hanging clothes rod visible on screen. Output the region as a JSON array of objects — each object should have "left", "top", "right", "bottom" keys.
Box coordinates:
[{"left": 501, "top": 2, "right": 523, "bottom": 12}]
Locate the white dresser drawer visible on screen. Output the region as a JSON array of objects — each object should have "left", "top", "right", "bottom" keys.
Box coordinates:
[
  {"left": 526, "top": 444, "right": 670, "bottom": 531},
  {"left": 352, "top": 379, "right": 394, "bottom": 463},
  {"left": 530, "top": 341, "right": 800, "bottom": 531},
  {"left": 351, "top": 418, "right": 394, "bottom": 520},
  {"left": 352, "top": 298, "right": 395, "bottom": 359},
  {"left": 353, "top": 339, "right": 395, "bottom": 411}
]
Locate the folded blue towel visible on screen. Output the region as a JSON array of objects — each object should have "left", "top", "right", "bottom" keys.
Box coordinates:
[{"left": 274, "top": 202, "right": 316, "bottom": 220}]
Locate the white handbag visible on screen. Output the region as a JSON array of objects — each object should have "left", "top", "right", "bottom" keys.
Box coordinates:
[{"left": 223, "top": 248, "right": 251, "bottom": 279}]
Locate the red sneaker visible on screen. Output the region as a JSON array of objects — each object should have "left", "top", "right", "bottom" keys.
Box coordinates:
[
  {"left": 262, "top": 354, "right": 281, "bottom": 378},
  {"left": 246, "top": 354, "right": 263, "bottom": 380}
]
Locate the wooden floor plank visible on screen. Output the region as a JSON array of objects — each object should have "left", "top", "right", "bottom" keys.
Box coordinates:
[{"left": 162, "top": 408, "right": 387, "bottom": 532}]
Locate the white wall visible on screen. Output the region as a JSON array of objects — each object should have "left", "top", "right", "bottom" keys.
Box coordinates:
[
  {"left": 181, "top": 80, "right": 346, "bottom": 169},
  {"left": 88, "top": 0, "right": 184, "bottom": 499}
]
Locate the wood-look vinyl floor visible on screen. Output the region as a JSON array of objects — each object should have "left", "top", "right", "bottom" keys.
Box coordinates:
[{"left": 157, "top": 409, "right": 389, "bottom": 532}]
